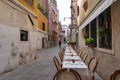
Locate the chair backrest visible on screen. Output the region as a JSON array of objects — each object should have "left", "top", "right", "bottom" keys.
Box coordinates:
[
  {"left": 60, "top": 47, "right": 65, "bottom": 53},
  {"left": 53, "top": 56, "right": 61, "bottom": 71},
  {"left": 110, "top": 70, "right": 120, "bottom": 80},
  {"left": 88, "top": 57, "right": 98, "bottom": 80},
  {"left": 53, "top": 68, "right": 82, "bottom": 80},
  {"left": 88, "top": 57, "right": 98, "bottom": 73},
  {"left": 82, "top": 53, "right": 88, "bottom": 62},
  {"left": 78, "top": 50, "right": 81, "bottom": 54},
  {"left": 58, "top": 52, "right": 64, "bottom": 62},
  {"left": 78, "top": 51, "right": 83, "bottom": 57},
  {"left": 80, "top": 51, "right": 85, "bottom": 59}
]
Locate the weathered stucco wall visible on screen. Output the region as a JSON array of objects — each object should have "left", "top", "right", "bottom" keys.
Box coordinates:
[
  {"left": 0, "top": 0, "right": 44, "bottom": 74},
  {"left": 0, "top": 25, "right": 38, "bottom": 74}
]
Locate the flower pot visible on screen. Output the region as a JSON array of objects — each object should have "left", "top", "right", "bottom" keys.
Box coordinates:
[
  {"left": 71, "top": 44, "right": 76, "bottom": 50},
  {"left": 68, "top": 41, "right": 76, "bottom": 50},
  {"left": 87, "top": 44, "right": 95, "bottom": 48}
]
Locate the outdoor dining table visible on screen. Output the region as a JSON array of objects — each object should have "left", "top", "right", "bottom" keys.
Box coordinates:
[{"left": 62, "top": 46, "right": 90, "bottom": 79}]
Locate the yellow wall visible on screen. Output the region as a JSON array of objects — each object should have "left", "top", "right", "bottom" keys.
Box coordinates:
[
  {"left": 18, "top": 0, "right": 37, "bottom": 14},
  {"left": 18, "top": 0, "right": 48, "bottom": 32},
  {"left": 37, "top": 9, "right": 48, "bottom": 32}
]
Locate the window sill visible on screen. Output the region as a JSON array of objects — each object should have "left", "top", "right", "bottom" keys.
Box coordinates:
[{"left": 94, "top": 47, "right": 114, "bottom": 55}]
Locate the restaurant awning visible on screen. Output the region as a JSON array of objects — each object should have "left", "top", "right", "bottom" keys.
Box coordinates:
[{"left": 79, "top": 0, "right": 117, "bottom": 30}]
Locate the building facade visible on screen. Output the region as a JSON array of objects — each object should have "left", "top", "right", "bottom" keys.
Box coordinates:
[
  {"left": 70, "top": 0, "right": 78, "bottom": 45},
  {"left": 37, "top": 0, "right": 49, "bottom": 49},
  {"left": 48, "top": 0, "right": 59, "bottom": 47},
  {"left": 0, "top": 0, "right": 37, "bottom": 74},
  {"left": 0, "top": 0, "right": 49, "bottom": 74},
  {"left": 77, "top": 0, "right": 120, "bottom": 80}
]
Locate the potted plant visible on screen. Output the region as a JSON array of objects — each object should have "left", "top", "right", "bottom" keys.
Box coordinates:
[
  {"left": 67, "top": 41, "right": 76, "bottom": 50},
  {"left": 37, "top": 3, "right": 44, "bottom": 12},
  {"left": 98, "top": 27, "right": 108, "bottom": 38},
  {"left": 83, "top": 33, "right": 89, "bottom": 39},
  {"left": 85, "top": 37, "right": 95, "bottom": 48}
]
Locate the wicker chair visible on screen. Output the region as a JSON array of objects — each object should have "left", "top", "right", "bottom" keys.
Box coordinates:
[
  {"left": 110, "top": 69, "right": 120, "bottom": 80},
  {"left": 82, "top": 53, "right": 88, "bottom": 62},
  {"left": 80, "top": 51, "right": 85, "bottom": 59},
  {"left": 60, "top": 47, "right": 65, "bottom": 53},
  {"left": 53, "top": 68, "right": 82, "bottom": 80},
  {"left": 78, "top": 51, "right": 83, "bottom": 58},
  {"left": 88, "top": 57, "right": 98, "bottom": 80},
  {"left": 53, "top": 56, "right": 62, "bottom": 71},
  {"left": 58, "top": 52, "right": 64, "bottom": 62}
]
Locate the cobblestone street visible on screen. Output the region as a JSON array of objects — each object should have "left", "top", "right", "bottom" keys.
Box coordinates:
[{"left": 0, "top": 46, "right": 60, "bottom": 80}]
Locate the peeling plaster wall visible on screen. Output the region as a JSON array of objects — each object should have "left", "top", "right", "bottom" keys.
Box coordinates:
[
  {"left": 0, "top": 24, "right": 38, "bottom": 74},
  {"left": 0, "top": 1, "right": 40, "bottom": 74},
  {"left": 0, "top": 25, "right": 19, "bottom": 73}
]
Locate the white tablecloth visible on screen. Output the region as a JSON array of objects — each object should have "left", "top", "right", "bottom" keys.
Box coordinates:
[
  {"left": 63, "top": 61, "right": 87, "bottom": 68},
  {"left": 62, "top": 46, "right": 89, "bottom": 77},
  {"left": 64, "top": 55, "right": 81, "bottom": 60}
]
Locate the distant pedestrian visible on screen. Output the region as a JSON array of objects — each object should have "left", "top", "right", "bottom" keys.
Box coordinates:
[
  {"left": 59, "top": 40, "right": 62, "bottom": 48},
  {"left": 63, "top": 38, "right": 66, "bottom": 43}
]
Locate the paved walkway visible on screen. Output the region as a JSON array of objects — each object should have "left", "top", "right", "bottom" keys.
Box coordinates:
[{"left": 0, "top": 46, "right": 61, "bottom": 80}]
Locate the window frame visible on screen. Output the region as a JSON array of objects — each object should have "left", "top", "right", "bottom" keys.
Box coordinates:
[
  {"left": 83, "top": 6, "right": 114, "bottom": 54},
  {"left": 42, "top": 22, "right": 45, "bottom": 31},
  {"left": 20, "top": 30, "right": 29, "bottom": 41}
]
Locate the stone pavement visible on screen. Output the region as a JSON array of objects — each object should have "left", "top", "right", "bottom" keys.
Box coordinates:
[{"left": 0, "top": 46, "right": 61, "bottom": 80}]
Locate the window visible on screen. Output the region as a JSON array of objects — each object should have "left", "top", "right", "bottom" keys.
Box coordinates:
[
  {"left": 83, "top": 7, "right": 112, "bottom": 49},
  {"left": 24, "top": 0, "right": 34, "bottom": 8},
  {"left": 90, "top": 19, "right": 97, "bottom": 46},
  {"left": 42, "top": 22, "right": 45, "bottom": 31},
  {"left": 77, "top": 6, "right": 79, "bottom": 16},
  {"left": 84, "top": 19, "right": 97, "bottom": 47},
  {"left": 84, "top": 24, "right": 89, "bottom": 38},
  {"left": 20, "top": 30, "right": 28, "bottom": 41},
  {"left": 98, "top": 7, "right": 112, "bottom": 49},
  {"left": 84, "top": 24, "right": 89, "bottom": 45},
  {"left": 83, "top": 1, "right": 88, "bottom": 11}
]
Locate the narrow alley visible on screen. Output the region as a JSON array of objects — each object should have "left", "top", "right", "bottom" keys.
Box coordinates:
[{"left": 0, "top": 0, "right": 120, "bottom": 80}]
